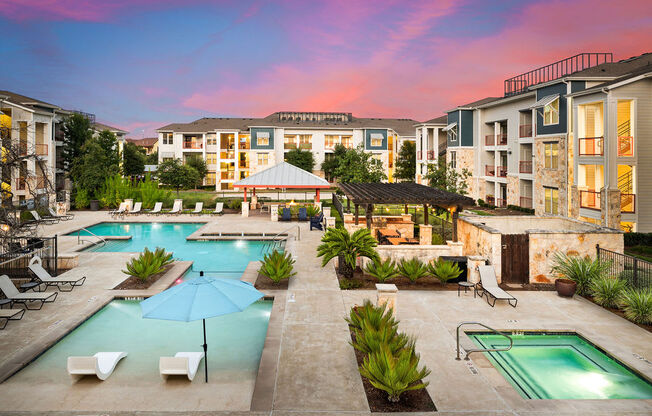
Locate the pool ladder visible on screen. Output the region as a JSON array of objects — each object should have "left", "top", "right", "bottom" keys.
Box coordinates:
[
  {"left": 456, "top": 322, "right": 513, "bottom": 361},
  {"left": 77, "top": 227, "right": 107, "bottom": 247}
]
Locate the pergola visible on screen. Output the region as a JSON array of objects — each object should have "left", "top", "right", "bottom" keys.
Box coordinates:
[
  {"left": 337, "top": 182, "right": 475, "bottom": 241},
  {"left": 233, "top": 162, "right": 330, "bottom": 202}
]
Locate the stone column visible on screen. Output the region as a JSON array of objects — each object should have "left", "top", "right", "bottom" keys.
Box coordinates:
[
  {"left": 376, "top": 283, "right": 398, "bottom": 312},
  {"left": 322, "top": 206, "right": 331, "bottom": 217},
  {"left": 601, "top": 187, "right": 621, "bottom": 229},
  {"left": 466, "top": 256, "right": 485, "bottom": 284},
  {"left": 420, "top": 224, "right": 432, "bottom": 245},
  {"left": 270, "top": 204, "right": 278, "bottom": 221},
  {"left": 325, "top": 216, "right": 336, "bottom": 228},
  {"left": 569, "top": 185, "right": 580, "bottom": 218},
  {"left": 241, "top": 202, "right": 249, "bottom": 217}
]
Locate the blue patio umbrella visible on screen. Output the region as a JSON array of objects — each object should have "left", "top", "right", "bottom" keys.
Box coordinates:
[{"left": 140, "top": 276, "right": 264, "bottom": 382}]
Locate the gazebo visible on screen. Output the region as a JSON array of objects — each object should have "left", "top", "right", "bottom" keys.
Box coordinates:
[{"left": 337, "top": 182, "right": 475, "bottom": 241}]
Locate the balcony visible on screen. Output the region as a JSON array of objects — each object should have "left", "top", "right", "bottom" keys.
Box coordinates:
[
  {"left": 19, "top": 143, "right": 27, "bottom": 156},
  {"left": 284, "top": 142, "right": 297, "bottom": 150},
  {"left": 16, "top": 178, "right": 26, "bottom": 191},
  {"left": 486, "top": 195, "right": 495, "bottom": 205},
  {"left": 239, "top": 161, "right": 250, "bottom": 169},
  {"left": 36, "top": 176, "right": 47, "bottom": 189},
  {"left": 485, "top": 135, "right": 495, "bottom": 146},
  {"left": 299, "top": 142, "right": 312, "bottom": 150},
  {"left": 35, "top": 144, "right": 48, "bottom": 156},
  {"left": 485, "top": 165, "right": 495, "bottom": 176},
  {"left": 618, "top": 136, "right": 634, "bottom": 157},
  {"left": 496, "top": 198, "right": 507, "bottom": 208},
  {"left": 206, "top": 163, "right": 217, "bottom": 171},
  {"left": 220, "top": 171, "right": 235, "bottom": 180},
  {"left": 579, "top": 137, "right": 604, "bottom": 156},
  {"left": 621, "top": 193, "right": 635, "bottom": 213},
  {"left": 239, "top": 142, "right": 249, "bottom": 150},
  {"left": 497, "top": 166, "right": 507, "bottom": 177},
  {"left": 519, "top": 124, "right": 533, "bottom": 138},
  {"left": 220, "top": 151, "right": 235, "bottom": 160},
  {"left": 183, "top": 141, "right": 203, "bottom": 149},
  {"left": 427, "top": 150, "right": 436, "bottom": 160},
  {"left": 520, "top": 196, "right": 533, "bottom": 208},
  {"left": 519, "top": 160, "right": 532, "bottom": 173},
  {"left": 580, "top": 190, "right": 601, "bottom": 210}
]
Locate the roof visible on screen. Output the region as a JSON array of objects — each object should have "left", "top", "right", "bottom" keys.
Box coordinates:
[
  {"left": 233, "top": 162, "right": 330, "bottom": 188},
  {"left": 94, "top": 122, "right": 127, "bottom": 134},
  {"left": 0, "top": 90, "right": 61, "bottom": 111},
  {"left": 415, "top": 115, "right": 448, "bottom": 126},
  {"left": 338, "top": 182, "right": 475, "bottom": 208},
  {"left": 127, "top": 137, "right": 158, "bottom": 147},
  {"left": 568, "top": 52, "right": 652, "bottom": 78},
  {"left": 568, "top": 63, "right": 652, "bottom": 97},
  {"left": 530, "top": 94, "right": 559, "bottom": 109},
  {"left": 447, "top": 96, "right": 501, "bottom": 112}
]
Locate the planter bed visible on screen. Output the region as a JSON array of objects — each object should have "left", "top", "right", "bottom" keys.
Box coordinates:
[
  {"left": 254, "top": 273, "right": 289, "bottom": 290},
  {"left": 583, "top": 295, "right": 652, "bottom": 334},
  {"left": 112, "top": 264, "right": 174, "bottom": 290}
]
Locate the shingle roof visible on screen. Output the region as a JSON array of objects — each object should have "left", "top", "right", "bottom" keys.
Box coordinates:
[
  {"left": 569, "top": 63, "right": 652, "bottom": 96},
  {"left": 569, "top": 52, "right": 652, "bottom": 78},
  {"left": 127, "top": 137, "right": 158, "bottom": 146},
  {"left": 94, "top": 122, "right": 127, "bottom": 134},
  {"left": 423, "top": 115, "right": 448, "bottom": 124},
  {"left": 233, "top": 162, "right": 330, "bottom": 188},
  {"left": 0, "top": 90, "right": 60, "bottom": 110}
]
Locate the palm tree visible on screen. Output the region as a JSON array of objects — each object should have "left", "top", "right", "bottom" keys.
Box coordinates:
[{"left": 317, "top": 228, "right": 378, "bottom": 278}]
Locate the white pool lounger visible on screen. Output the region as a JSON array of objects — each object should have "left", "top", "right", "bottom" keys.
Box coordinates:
[
  {"left": 159, "top": 352, "right": 205, "bottom": 381},
  {"left": 67, "top": 352, "right": 128, "bottom": 380}
]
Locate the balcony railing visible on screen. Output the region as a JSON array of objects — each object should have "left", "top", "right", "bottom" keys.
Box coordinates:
[
  {"left": 427, "top": 150, "right": 436, "bottom": 160},
  {"left": 496, "top": 198, "right": 507, "bottom": 208},
  {"left": 221, "top": 171, "right": 235, "bottom": 180},
  {"left": 621, "top": 193, "right": 635, "bottom": 213},
  {"left": 497, "top": 133, "right": 507, "bottom": 146},
  {"left": 485, "top": 135, "right": 495, "bottom": 146},
  {"left": 220, "top": 151, "right": 235, "bottom": 159},
  {"left": 16, "top": 178, "right": 26, "bottom": 190},
  {"left": 618, "top": 136, "right": 634, "bottom": 157},
  {"left": 206, "top": 163, "right": 217, "bottom": 171},
  {"left": 36, "top": 177, "right": 47, "bottom": 189},
  {"left": 497, "top": 166, "right": 507, "bottom": 177},
  {"left": 299, "top": 142, "right": 312, "bottom": 150},
  {"left": 520, "top": 196, "right": 533, "bottom": 208},
  {"left": 486, "top": 195, "right": 495, "bottom": 205},
  {"left": 284, "top": 142, "right": 297, "bottom": 150},
  {"left": 485, "top": 134, "right": 507, "bottom": 146},
  {"left": 19, "top": 143, "right": 27, "bottom": 156},
  {"left": 579, "top": 137, "right": 604, "bottom": 156},
  {"left": 35, "top": 144, "right": 48, "bottom": 156},
  {"left": 239, "top": 143, "right": 250, "bottom": 150},
  {"left": 183, "top": 141, "right": 203, "bottom": 149},
  {"left": 519, "top": 160, "right": 532, "bottom": 173},
  {"left": 580, "top": 190, "right": 601, "bottom": 210},
  {"left": 519, "top": 124, "right": 533, "bottom": 138},
  {"left": 485, "top": 165, "right": 495, "bottom": 176}
]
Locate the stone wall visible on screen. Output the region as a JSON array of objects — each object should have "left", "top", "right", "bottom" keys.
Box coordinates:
[
  {"left": 343, "top": 214, "right": 414, "bottom": 239},
  {"left": 534, "top": 135, "right": 568, "bottom": 216},
  {"left": 448, "top": 148, "right": 476, "bottom": 198},
  {"left": 507, "top": 175, "right": 519, "bottom": 206},
  {"left": 364, "top": 241, "right": 463, "bottom": 267},
  {"left": 601, "top": 188, "right": 621, "bottom": 229},
  {"left": 457, "top": 217, "right": 503, "bottom": 281}
]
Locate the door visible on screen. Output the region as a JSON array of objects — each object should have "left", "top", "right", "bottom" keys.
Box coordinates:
[{"left": 501, "top": 234, "right": 529, "bottom": 284}]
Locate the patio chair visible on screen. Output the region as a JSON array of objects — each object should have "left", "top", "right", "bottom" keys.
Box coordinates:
[
  {"left": 159, "top": 351, "right": 205, "bottom": 381},
  {"left": 28, "top": 256, "right": 86, "bottom": 292},
  {"left": 212, "top": 202, "right": 224, "bottom": 215},
  {"left": 67, "top": 352, "right": 128, "bottom": 381},
  {"left": 476, "top": 265, "right": 517, "bottom": 307},
  {"left": 187, "top": 202, "right": 203, "bottom": 215},
  {"left": 0, "top": 274, "right": 57, "bottom": 310},
  {"left": 148, "top": 202, "right": 163, "bottom": 215},
  {"left": 0, "top": 308, "right": 25, "bottom": 330},
  {"left": 298, "top": 207, "right": 308, "bottom": 221},
  {"left": 30, "top": 210, "right": 58, "bottom": 225},
  {"left": 126, "top": 202, "right": 142, "bottom": 215},
  {"left": 48, "top": 207, "right": 74, "bottom": 221},
  {"left": 8, "top": 241, "right": 31, "bottom": 254},
  {"left": 167, "top": 199, "right": 183, "bottom": 215},
  {"left": 109, "top": 202, "right": 127, "bottom": 219},
  {"left": 280, "top": 208, "right": 291, "bottom": 221},
  {"left": 310, "top": 213, "right": 324, "bottom": 231}
]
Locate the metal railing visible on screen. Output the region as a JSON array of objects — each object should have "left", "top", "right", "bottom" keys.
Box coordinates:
[
  {"left": 485, "top": 165, "right": 495, "bottom": 176},
  {"left": 597, "top": 244, "right": 651, "bottom": 289},
  {"left": 456, "top": 322, "right": 513, "bottom": 360},
  {"left": 427, "top": 150, "right": 436, "bottom": 160},
  {"left": 77, "top": 227, "right": 106, "bottom": 247},
  {"left": 580, "top": 190, "right": 601, "bottom": 210},
  {"left": 0, "top": 236, "right": 58, "bottom": 279},
  {"left": 519, "top": 124, "right": 533, "bottom": 138},
  {"left": 35, "top": 143, "right": 48, "bottom": 156},
  {"left": 485, "top": 135, "right": 495, "bottom": 146},
  {"left": 519, "top": 160, "right": 532, "bottom": 173},
  {"left": 496, "top": 166, "right": 507, "bottom": 177},
  {"left": 618, "top": 136, "right": 634, "bottom": 157},
  {"left": 621, "top": 193, "right": 635, "bottom": 213},
  {"left": 333, "top": 194, "right": 345, "bottom": 217},
  {"left": 579, "top": 137, "right": 604, "bottom": 156},
  {"left": 183, "top": 141, "right": 203, "bottom": 149},
  {"left": 261, "top": 225, "right": 300, "bottom": 255}
]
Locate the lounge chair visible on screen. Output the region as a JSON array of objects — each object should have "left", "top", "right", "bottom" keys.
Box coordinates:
[
  {"left": 167, "top": 199, "right": 183, "bottom": 215},
  {"left": 298, "top": 207, "right": 308, "bottom": 221},
  {"left": 109, "top": 202, "right": 127, "bottom": 219},
  {"left": 28, "top": 256, "right": 86, "bottom": 292},
  {"left": 187, "top": 202, "right": 203, "bottom": 215},
  {"left": 476, "top": 265, "right": 517, "bottom": 307},
  {"left": 48, "top": 207, "right": 74, "bottom": 221},
  {"left": 310, "top": 213, "right": 324, "bottom": 231},
  {"left": 213, "top": 202, "right": 224, "bottom": 215},
  {"left": 280, "top": 208, "right": 291, "bottom": 221},
  {"left": 67, "top": 352, "right": 128, "bottom": 381},
  {"left": 159, "top": 352, "right": 204, "bottom": 381},
  {"left": 148, "top": 202, "right": 163, "bottom": 215},
  {"left": 0, "top": 274, "right": 57, "bottom": 310},
  {"left": 30, "top": 210, "right": 58, "bottom": 225},
  {"left": 0, "top": 308, "right": 25, "bottom": 330},
  {"left": 8, "top": 241, "right": 31, "bottom": 254},
  {"left": 127, "top": 202, "right": 142, "bottom": 215}
]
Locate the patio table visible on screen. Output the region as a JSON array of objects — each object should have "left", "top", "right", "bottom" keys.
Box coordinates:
[{"left": 387, "top": 237, "right": 407, "bottom": 245}]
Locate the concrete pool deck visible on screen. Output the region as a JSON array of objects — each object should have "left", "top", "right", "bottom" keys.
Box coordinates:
[{"left": 0, "top": 211, "right": 650, "bottom": 415}]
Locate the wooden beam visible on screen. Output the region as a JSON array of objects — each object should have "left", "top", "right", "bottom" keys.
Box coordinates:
[
  {"left": 366, "top": 204, "right": 373, "bottom": 229},
  {"left": 423, "top": 204, "right": 429, "bottom": 225},
  {"left": 452, "top": 207, "right": 460, "bottom": 242},
  {"left": 404, "top": 204, "right": 408, "bottom": 214},
  {"left": 355, "top": 204, "right": 359, "bottom": 225}
]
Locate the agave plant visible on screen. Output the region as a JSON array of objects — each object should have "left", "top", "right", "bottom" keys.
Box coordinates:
[
  {"left": 428, "top": 259, "right": 462, "bottom": 285},
  {"left": 397, "top": 257, "right": 429, "bottom": 283},
  {"left": 258, "top": 250, "right": 296, "bottom": 284},
  {"left": 345, "top": 300, "right": 398, "bottom": 331},
  {"left": 352, "top": 320, "right": 413, "bottom": 355},
  {"left": 590, "top": 276, "right": 627, "bottom": 309},
  {"left": 122, "top": 247, "right": 173, "bottom": 281},
  {"left": 365, "top": 258, "right": 399, "bottom": 283},
  {"left": 317, "top": 228, "right": 378, "bottom": 278},
  {"left": 359, "top": 343, "right": 431, "bottom": 403},
  {"left": 306, "top": 205, "right": 321, "bottom": 218},
  {"left": 619, "top": 287, "right": 652, "bottom": 324},
  {"left": 550, "top": 253, "right": 610, "bottom": 296}
]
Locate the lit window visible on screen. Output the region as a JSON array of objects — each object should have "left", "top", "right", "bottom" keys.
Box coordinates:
[
  {"left": 162, "top": 132, "right": 173, "bottom": 145},
  {"left": 324, "top": 135, "right": 336, "bottom": 149},
  {"left": 450, "top": 151, "right": 457, "bottom": 169},
  {"left": 206, "top": 133, "right": 217, "bottom": 146},
  {"left": 206, "top": 153, "right": 217, "bottom": 165},
  {"left": 544, "top": 187, "right": 559, "bottom": 214},
  {"left": 448, "top": 126, "right": 458, "bottom": 142},
  {"left": 544, "top": 142, "right": 559, "bottom": 169},
  {"left": 544, "top": 97, "right": 559, "bottom": 125},
  {"left": 256, "top": 132, "right": 270, "bottom": 146},
  {"left": 257, "top": 153, "right": 268, "bottom": 166},
  {"left": 341, "top": 136, "right": 352, "bottom": 148},
  {"left": 370, "top": 133, "right": 384, "bottom": 147}
]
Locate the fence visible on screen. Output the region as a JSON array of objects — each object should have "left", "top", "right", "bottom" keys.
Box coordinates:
[
  {"left": 332, "top": 194, "right": 345, "bottom": 219},
  {"left": 0, "top": 236, "right": 58, "bottom": 280},
  {"left": 597, "top": 244, "right": 651, "bottom": 289}
]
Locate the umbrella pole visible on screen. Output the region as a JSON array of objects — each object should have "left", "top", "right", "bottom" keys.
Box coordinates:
[{"left": 203, "top": 318, "right": 208, "bottom": 383}]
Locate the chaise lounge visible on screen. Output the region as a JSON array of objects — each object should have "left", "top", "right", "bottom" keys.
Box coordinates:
[
  {"left": 67, "top": 352, "right": 128, "bottom": 380},
  {"left": 148, "top": 202, "right": 163, "bottom": 215},
  {"left": 48, "top": 207, "right": 74, "bottom": 221},
  {"left": 28, "top": 256, "right": 86, "bottom": 292},
  {"left": 476, "top": 265, "right": 518, "bottom": 307},
  {"left": 126, "top": 202, "right": 142, "bottom": 215},
  {"left": 212, "top": 202, "right": 224, "bottom": 215},
  {"left": 0, "top": 308, "right": 25, "bottom": 330},
  {"left": 0, "top": 275, "right": 58, "bottom": 310},
  {"left": 159, "top": 351, "right": 205, "bottom": 381}
]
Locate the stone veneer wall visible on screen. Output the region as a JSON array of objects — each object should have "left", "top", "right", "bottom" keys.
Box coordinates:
[
  {"left": 601, "top": 188, "right": 621, "bottom": 229},
  {"left": 363, "top": 241, "right": 463, "bottom": 268},
  {"left": 457, "top": 217, "right": 503, "bottom": 281},
  {"left": 534, "top": 136, "right": 568, "bottom": 216},
  {"left": 448, "top": 148, "right": 476, "bottom": 198},
  {"left": 506, "top": 175, "right": 519, "bottom": 206}
]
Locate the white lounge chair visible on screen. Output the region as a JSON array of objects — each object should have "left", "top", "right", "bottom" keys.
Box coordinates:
[
  {"left": 30, "top": 210, "right": 58, "bottom": 225},
  {"left": 48, "top": 207, "right": 74, "bottom": 221},
  {"left": 167, "top": 199, "right": 183, "bottom": 215},
  {"left": 0, "top": 308, "right": 25, "bottom": 330},
  {"left": 127, "top": 202, "right": 142, "bottom": 215},
  {"left": 148, "top": 202, "right": 163, "bottom": 215},
  {"left": 213, "top": 202, "right": 224, "bottom": 215},
  {"left": 0, "top": 274, "right": 57, "bottom": 310},
  {"left": 28, "top": 256, "right": 86, "bottom": 292},
  {"left": 476, "top": 265, "right": 518, "bottom": 307},
  {"left": 67, "top": 352, "right": 128, "bottom": 381},
  {"left": 109, "top": 202, "right": 127, "bottom": 219},
  {"left": 187, "top": 202, "right": 203, "bottom": 215},
  {"left": 159, "top": 352, "right": 204, "bottom": 381}
]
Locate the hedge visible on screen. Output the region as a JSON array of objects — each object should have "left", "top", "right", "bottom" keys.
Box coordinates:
[{"left": 624, "top": 232, "right": 652, "bottom": 247}]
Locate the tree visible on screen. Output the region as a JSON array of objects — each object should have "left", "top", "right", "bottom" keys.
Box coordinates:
[
  {"left": 285, "top": 148, "right": 315, "bottom": 172},
  {"left": 122, "top": 142, "right": 146, "bottom": 176},
  {"left": 95, "top": 130, "right": 121, "bottom": 169},
  {"left": 394, "top": 141, "right": 416, "bottom": 182},
  {"left": 145, "top": 150, "right": 158, "bottom": 165},
  {"left": 61, "top": 114, "right": 93, "bottom": 173},
  {"left": 157, "top": 159, "right": 199, "bottom": 195},
  {"left": 424, "top": 159, "right": 471, "bottom": 195},
  {"left": 334, "top": 146, "right": 387, "bottom": 183},
  {"left": 185, "top": 156, "right": 207, "bottom": 188},
  {"left": 316, "top": 227, "right": 379, "bottom": 278},
  {"left": 321, "top": 144, "right": 347, "bottom": 181},
  {"left": 70, "top": 137, "right": 121, "bottom": 197}
]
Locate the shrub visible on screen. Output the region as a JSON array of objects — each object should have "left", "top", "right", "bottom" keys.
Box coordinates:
[
  {"left": 365, "top": 258, "right": 399, "bottom": 283},
  {"left": 138, "top": 175, "right": 172, "bottom": 209},
  {"left": 428, "top": 259, "right": 462, "bottom": 285},
  {"left": 551, "top": 253, "right": 610, "bottom": 296},
  {"left": 431, "top": 233, "right": 444, "bottom": 245},
  {"left": 359, "top": 344, "right": 431, "bottom": 403},
  {"left": 590, "top": 276, "right": 626, "bottom": 309},
  {"left": 317, "top": 228, "right": 378, "bottom": 278},
  {"left": 122, "top": 247, "right": 173, "bottom": 281},
  {"left": 352, "top": 320, "right": 412, "bottom": 355},
  {"left": 618, "top": 269, "right": 652, "bottom": 287},
  {"left": 258, "top": 250, "right": 296, "bottom": 284},
  {"left": 619, "top": 288, "right": 652, "bottom": 324},
  {"left": 397, "top": 257, "right": 429, "bottom": 283},
  {"left": 74, "top": 188, "right": 90, "bottom": 209},
  {"left": 624, "top": 232, "right": 652, "bottom": 247},
  {"left": 346, "top": 299, "right": 398, "bottom": 331},
  {"left": 339, "top": 279, "right": 363, "bottom": 290},
  {"left": 228, "top": 199, "right": 242, "bottom": 210},
  {"left": 306, "top": 205, "right": 321, "bottom": 217},
  {"left": 477, "top": 199, "right": 486, "bottom": 207}
]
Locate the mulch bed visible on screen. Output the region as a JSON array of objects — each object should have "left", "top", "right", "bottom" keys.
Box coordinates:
[
  {"left": 582, "top": 295, "right": 652, "bottom": 334},
  {"left": 113, "top": 264, "right": 174, "bottom": 290},
  {"left": 350, "top": 329, "right": 436, "bottom": 412},
  {"left": 254, "top": 273, "right": 289, "bottom": 290}
]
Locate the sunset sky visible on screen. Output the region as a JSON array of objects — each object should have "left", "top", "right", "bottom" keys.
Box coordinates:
[{"left": 1, "top": 0, "right": 651, "bottom": 137}]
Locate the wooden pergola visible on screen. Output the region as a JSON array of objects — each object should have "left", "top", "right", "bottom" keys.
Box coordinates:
[{"left": 337, "top": 182, "right": 475, "bottom": 241}]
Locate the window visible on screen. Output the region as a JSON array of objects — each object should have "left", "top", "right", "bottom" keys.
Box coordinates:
[
  {"left": 544, "top": 97, "right": 559, "bottom": 125},
  {"left": 206, "top": 172, "right": 216, "bottom": 185},
  {"left": 341, "top": 135, "right": 352, "bottom": 148},
  {"left": 544, "top": 187, "right": 559, "bottom": 215},
  {"left": 162, "top": 132, "right": 173, "bottom": 145},
  {"left": 284, "top": 134, "right": 297, "bottom": 148},
  {"left": 544, "top": 142, "right": 559, "bottom": 169},
  {"left": 450, "top": 151, "right": 457, "bottom": 169},
  {"left": 206, "top": 153, "right": 217, "bottom": 166},
  {"left": 257, "top": 153, "right": 268, "bottom": 166},
  {"left": 370, "top": 133, "right": 383, "bottom": 147},
  {"left": 206, "top": 133, "right": 217, "bottom": 146},
  {"left": 299, "top": 134, "right": 312, "bottom": 149},
  {"left": 324, "top": 135, "right": 337, "bottom": 149},
  {"left": 448, "top": 126, "right": 458, "bottom": 142},
  {"left": 256, "top": 132, "right": 269, "bottom": 146}
]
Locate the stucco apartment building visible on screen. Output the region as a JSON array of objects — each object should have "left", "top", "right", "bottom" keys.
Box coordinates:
[
  {"left": 424, "top": 52, "right": 652, "bottom": 232},
  {"left": 156, "top": 111, "right": 417, "bottom": 190}
]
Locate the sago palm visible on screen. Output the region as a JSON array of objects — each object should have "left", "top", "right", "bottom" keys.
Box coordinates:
[
  {"left": 317, "top": 227, "right": 378, "bottom": 278},
  {"left": 345, "top": 299, "right": 398, "bottom": 331},
  {"left": 397, "top": 257, "right": 429, "bottom": 283},
  {"left": 428, "top": 259, "right": 462, "bottom": 285},
  {"left": 258, "top": 250, "right": 296, "bottom": 284},
  {"left": 365, "top": 257, "right": 399, "bottom": 283},
  {"left": 352, "top": 319, "right": 413, "bottom": 355},
  {"left": 122, "top": 247, "right": 173, "bottom": 281}
]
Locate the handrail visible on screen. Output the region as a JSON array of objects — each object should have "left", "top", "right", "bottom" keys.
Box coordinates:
[
  {"left": 456, "top": 322, "right": 513, "bottom": 360},
  {"left": 260, "top": 225, "right": 300, "bottom": 254},
  {"left": 77, "top": 227, "right": 106, "bottom": 247}
]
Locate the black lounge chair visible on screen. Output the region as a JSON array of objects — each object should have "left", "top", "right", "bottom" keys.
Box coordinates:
[
  {"left": 298, "top": 207, "right": 308, "bottom": 221},
  {"left": 310, "top": 213, "right": 324, "bottom": 231},
  {"left": 280, "top": 208, "right": 291, "bottom": 221},
  {"left": 0, "top": 308, "right": 25, "bottom": 330}
]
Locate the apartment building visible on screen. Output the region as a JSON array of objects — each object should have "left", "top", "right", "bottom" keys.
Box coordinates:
[
  {"left": 157, "top": 112, "right": 417, "bottom": 190},
  {"left": 434, "top": 52, "right": 652, "bottom": 232},
  {"left": 126, "top": 137, "right": 158, "bottom": 155},
  {"left": 413, "top": 115, "right": 448, "bottom": 184}
]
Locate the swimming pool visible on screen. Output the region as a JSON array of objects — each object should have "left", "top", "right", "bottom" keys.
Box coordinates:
[
  {"left": 469, "top": 332, "right": 652, "bottom": 400},
  {"left": 69, "top": 222, "right": 279, "bottom": 279}
]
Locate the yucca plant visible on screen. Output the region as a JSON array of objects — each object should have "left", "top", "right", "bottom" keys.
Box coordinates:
[
  {"left": 551, "top": 253, "right": 610, "bottom": 296},
  {"left": 306, "top": 205, "right": 321, "bottom": 218},
  {"left": 258, "top": 250, "right": 296, "bottom": 284},
  {"left": 317, "top": 228, "right": 378, "bottom": 278},
  {"left": 591, "top": 276, "right": 627, "bottom": 309},
  {"left": 397, "top": 257, "right": 429, "bottom": 283},
  {"left": 345, "top": 300, "right": 398, "bottom": 331},
  {"left": 122, "top": 247, "right": 173, "bottom": 281},
  {"left": 428, "top": 259, "right": 462, "bottom": 285},
  {"left": 359, "top": 343, "right": 431, "bottom": 403},
  {"left": 365, "top": 258, "right": 399, "bottom": 283},
  {"left": 352, "top": 320, "right": 413, "bottom": 355},
  {"left": 619, "top": 288, "right": 652, "bottom": 324}
]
